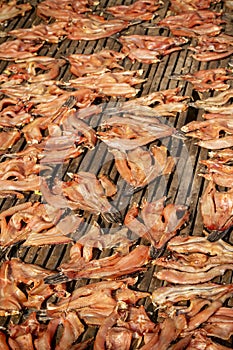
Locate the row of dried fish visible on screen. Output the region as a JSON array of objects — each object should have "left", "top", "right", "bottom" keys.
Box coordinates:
[
  {"left": 157, "top": 2, "right": 233, "bottom": 62},
  {"left": 163, "top": 7, "right": 233, "bottom": 346},
  {"left": 154, "top": 235, "right": 233, "bottom": 283},
  {"left": 0, "top": 201, "right": 83, "bottom": 247},
  {"left": 0, "top": 236, "right": 233, "bottom": 348},
  {"left": 0, "top": 0, "right": 162, "bottom": 44},
  {"left": 0, "top": 34, "right": 189, "bottom": 64},
  {"left": 111, "top": 31, "right": 232, "bottom": 63},
  {"left": 182, "top": 89, "right": 233, "bottom": 149},
  {"left": 171, "top": 67, "right": 233, "bottom": 92},
  {"left": 40, "top": 226, "right": 233, "bottom": 286},
  {"left": 3, "top": 5, "right": 232, "bottom": 64},
  {"left": 169, "top": 0, "right": 221, "bottom": 13},
  {"left": 180, "top": 82, "right": 233, "bottom": 235},
  {"left": 0, "top": 85, "right": 188, "bottom": 160},
  {"left": 0, "top": 1, "right": 32, "bottom": 24},
  {"left": 35, "top": 0, "right": 158, "bottom": 23},
  {"left": 0, "top": 82, "right": 188, "bottom": 121},
  {"left": 161, "top": 5, "right": 233, "bottom": 90},
  {"left": 158, "top": 9, "right": 225, "bottom": 38},
  {"left": 36, "top": 0, "right": 160, "bottom": 22},
  {"left": 0, "top": 192, "right": 189, "bottom": 246},
  {"left": 0, "top": 63, "right": 144, "bottom": 99},
  {"left": 0, "top": 46, "right": 189, "bottom": 157},
  {"left": 0, "top": 107, "right": 180, "bottom": 200},
  {"left": 0, "top": 29, "right": 233, "bottom": 64},
  {"left": 1, "top": 309, "right": 232, "bottom": 349}
]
